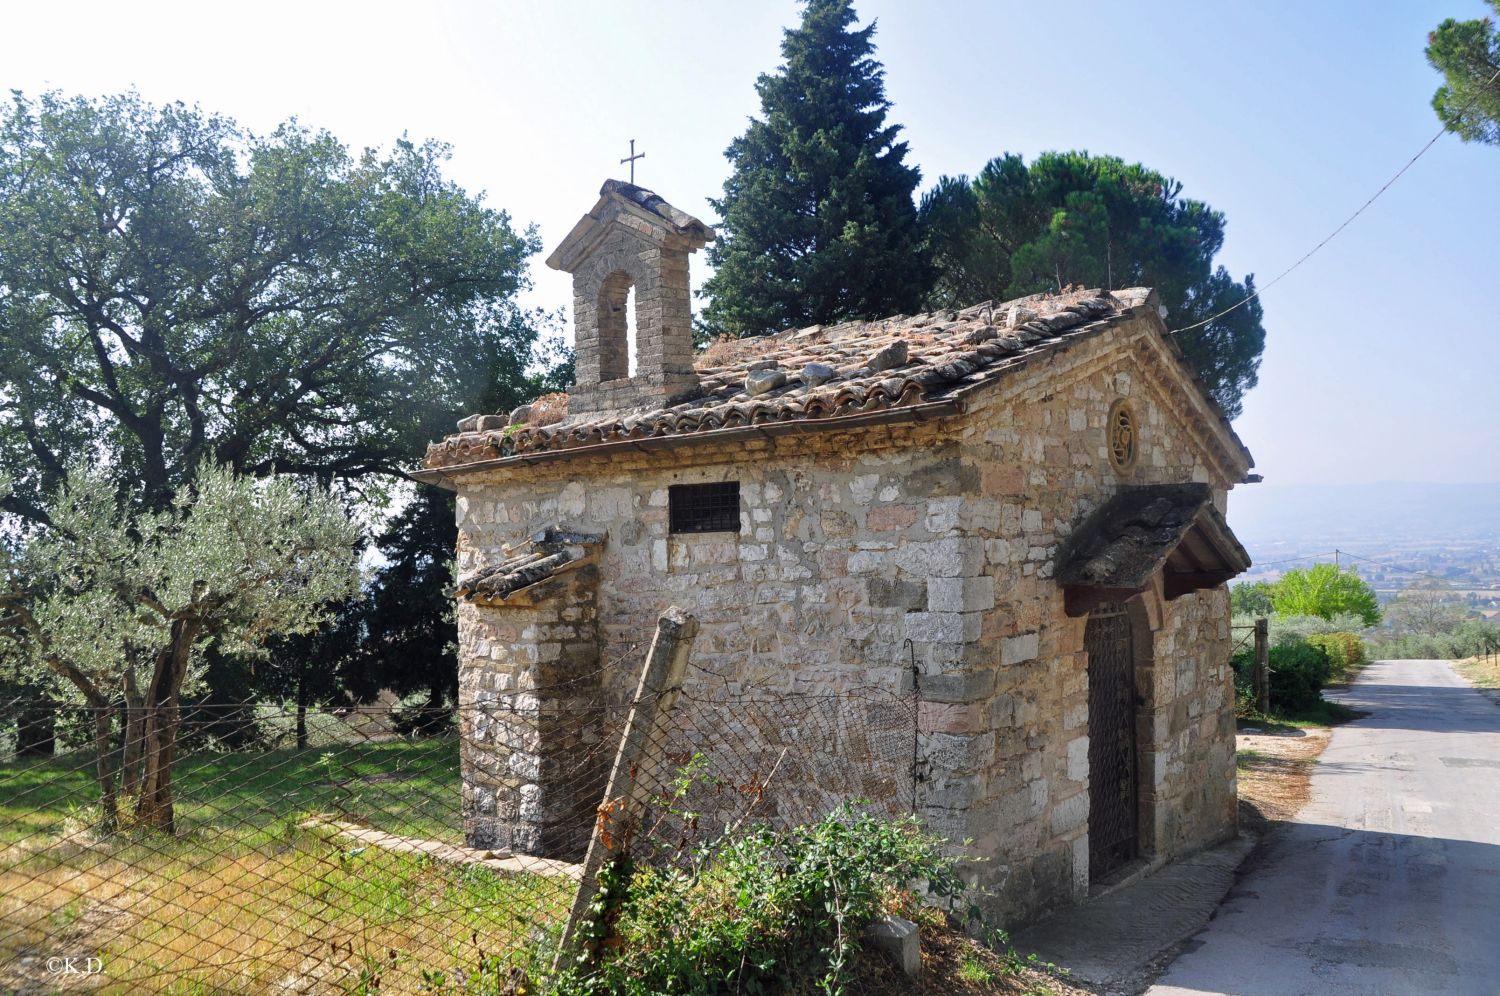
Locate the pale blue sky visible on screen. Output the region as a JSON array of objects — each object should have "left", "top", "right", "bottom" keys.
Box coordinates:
[{"left": 6, "top": 0, "right": 1496, "bottom": 485}]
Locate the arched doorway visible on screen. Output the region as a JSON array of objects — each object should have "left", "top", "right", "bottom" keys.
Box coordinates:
[{"left": 1086, "top": 601, "right": 1139, "bottom": 880}]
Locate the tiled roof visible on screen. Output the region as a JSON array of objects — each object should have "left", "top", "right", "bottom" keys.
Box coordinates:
[
  {"left": 421, "top": 287, "right": 1245, "bottom": 473},
  {"left": 452, "top": 527, "right": 604, "bottom": 603}
]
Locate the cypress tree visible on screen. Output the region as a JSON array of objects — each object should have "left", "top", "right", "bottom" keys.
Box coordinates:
[{"left": 701, "top": 0, "right": 928, "bottom": 336}]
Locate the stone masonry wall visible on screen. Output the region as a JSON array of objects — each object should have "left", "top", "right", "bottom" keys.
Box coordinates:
[
  {"left": 458, "top": 567, "right": 608, "bottom": 861},
  {"left": 939, "top": 317, "right": 1242, "bottom": 925},
  {"left": 568, "top": 221, "right": 697, "bottom": 414},
  {"left": 452, "top": 315, "right": 1246, "bottom": 925},
  {"left": 457, "top": 419, "right": 975, "bottom": 709}
]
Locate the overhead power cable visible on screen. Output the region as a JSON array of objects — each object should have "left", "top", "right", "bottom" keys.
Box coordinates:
[
  {"left": 1241, "top": 550, "right": 1500, "bottom": 589},
  {"left": 1334, "top": 548, "right": 1500, "bottom": 589},
  {"left": 1248, "top": 552, "right": 1337, "bottom": 569},
  {"left": 1169, "top": 66, "right": 1500, "bottom": 336}
]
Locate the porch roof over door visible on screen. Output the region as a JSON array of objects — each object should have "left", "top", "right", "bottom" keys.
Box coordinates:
[{"left": 1056, "top": 483, "right": 1252, "bottom": 617}]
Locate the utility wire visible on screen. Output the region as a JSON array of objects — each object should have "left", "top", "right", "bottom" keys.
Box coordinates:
[
  {"left": 1249, "top": 552, "right": 1337, "bottom": 569},
  {"left": 1334, "top": 548, "right": 1500, "bottom": 589},
  {"left": 1241, "top": 549, "right": 1500, "bottom": 589},
  {"left": 1169, "top": 66, "right": 1500, "bottom": 336}
]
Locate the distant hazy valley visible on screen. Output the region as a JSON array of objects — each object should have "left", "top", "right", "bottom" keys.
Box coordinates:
[{"left": 1229, "top": 482, "right": 1500, "bottom": 596}]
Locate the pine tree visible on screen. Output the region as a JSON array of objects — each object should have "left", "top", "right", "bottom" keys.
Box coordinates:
[
  {"left": 920, "top": 152, "right": 1267, "bottom": 420},
  {"left": 1426, "top": 2, "right": 1500, "bottom": 146},
  {"left": 701, "top": 0, "right": 927, "bottom": 335}
]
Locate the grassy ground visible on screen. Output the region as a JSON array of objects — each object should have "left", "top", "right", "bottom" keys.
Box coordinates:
[
  {"left": 1455, "top": 654, "right": 1500, "bottom": 691},
  {"left": 0, "top": 736, "right": 572, "bottom": 993},
  {"left": 0, "top": 731, "right": 1088, "bottom": 994},
  {"left": 0, "top": 737, "right": 461, "bottom": 848},
  {"left": 1240, "top": 698, "right": 1361, "bottom": 729}
]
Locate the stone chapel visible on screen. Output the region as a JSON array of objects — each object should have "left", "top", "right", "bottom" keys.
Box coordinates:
[{"left": 415, "top": 179, "right": 1256, "bottom": 926}]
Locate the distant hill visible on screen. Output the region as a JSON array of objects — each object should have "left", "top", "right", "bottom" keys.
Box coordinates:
[{"left": 1227, "top": 482, "right": 1500, "bottom": 589}]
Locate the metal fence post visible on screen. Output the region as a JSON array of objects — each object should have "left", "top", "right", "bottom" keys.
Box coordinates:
[{"left": 1254, "top": 617, "right": 1270, "bottom": 714}]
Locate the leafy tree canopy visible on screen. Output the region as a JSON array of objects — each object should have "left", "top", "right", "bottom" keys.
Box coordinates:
[
  {"left": 700, "top": 0, "right": 928, "bottom": 336},
  {"left": 1270, "top": 563, "right": 1381, "bottom": 628},
  {"left": 1384, "top": 577, "right": 1470, "bottom": 637},
  {"left": 0, "top": 464, "right": 360, "bottom": 829},
  {"left": 253, "top": 339, "right": 573, "bottom": 721},
  {"left": 0, "top": 90, "right": 541, "bottom": 523},
  {"left": 1427, "top": 2, "right": 1500, "bottom": 145},
  {"left": 919, "top": 152, "right": 1266, "bottom": 419},
  {"left": 1230, "top": 580, "right": 1275, "bottom": 616}
]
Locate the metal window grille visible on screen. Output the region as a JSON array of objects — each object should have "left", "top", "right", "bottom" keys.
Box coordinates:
[{"left": 668, "top": 481, "right": 740, "bottom": 534}]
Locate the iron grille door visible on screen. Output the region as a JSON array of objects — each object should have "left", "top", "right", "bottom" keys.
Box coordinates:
[{"left": 1086, "top": 604, "right": 1138, "bottom": 879}]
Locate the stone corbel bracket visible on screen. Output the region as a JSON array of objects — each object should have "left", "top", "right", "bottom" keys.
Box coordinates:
[{"left": 453, "top": 526, "right": 607, "bottom": 607}]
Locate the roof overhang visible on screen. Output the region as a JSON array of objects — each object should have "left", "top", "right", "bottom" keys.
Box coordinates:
[
  {"left": 451, "top": 527, "right": 606, "bottom": 606},
  {"left": 408, "top": 398, "right": 968, "bottom": 488},
  {"left": 545, "top": 179, "right": 713, "bottom": 273},
  {"left": 1057, "top": 483, "right": 1251, "bottom": 617}
]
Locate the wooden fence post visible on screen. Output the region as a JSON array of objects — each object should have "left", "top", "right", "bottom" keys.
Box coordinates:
[
  {"left": 554, "top": 606, "right": 699, "bottom": 969},
  {"left": 1254, "top": 617, "right": 1270, "bottom": 714}
]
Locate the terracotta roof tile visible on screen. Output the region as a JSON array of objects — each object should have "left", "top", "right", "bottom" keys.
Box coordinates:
[
  {"left": 422, "top": 287, "right": 1229, "bottom": 472},
  {"left": 451, "top": 527, "right": 604, "bottom": 602}
]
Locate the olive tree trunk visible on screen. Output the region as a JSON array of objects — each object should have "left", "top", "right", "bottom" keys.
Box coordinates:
[
  {"left": 121, "top": 670, "right": 146, "bottom": 799},
  {"left": 134, "top": 618, "right": 200, "bottom": 833},
  {"left": 87, "top": 695, "right": 119, "bottom": 832}
]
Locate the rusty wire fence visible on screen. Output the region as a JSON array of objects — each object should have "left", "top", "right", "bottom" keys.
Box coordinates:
[{"left": 0, "top": 671, "right": 919, "bottom": 993}]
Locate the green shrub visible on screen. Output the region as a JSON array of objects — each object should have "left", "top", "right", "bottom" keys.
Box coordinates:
[
  {"left": 550, "top": 804, "right": 972, "bottom": 995},
  {"left": 1256, "top": 613, "right": 1371, "bottom": 645},
  {"left": 1232, "top": 637, "right": 1335, "bottom": 715},
  {"left": 1268, "top": 641, "right": 1332, "bottom": 713},
  {"left": 1231, "top": 648, "right": 1255, "bottom": 710},
  {"left": 1306, "top": 632, "right": 1368, "bottom": 683}
]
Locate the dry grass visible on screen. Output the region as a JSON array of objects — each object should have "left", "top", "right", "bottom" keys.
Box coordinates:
[
  {"left": 0, "top": 735, "right": 573, "bottom": 993},
  {"left": 1454, "top": 656, "right": 1500, "bottom": 713},
  {"left": 0, "top": 830, "right": 571, "bottom": 993},
  {"left": 1456, "top": 654, "right": 1500, "bottom": 690},
  {"left": 525, "top": 391, "right": 569, "bottom": 427},
  {"left": 1234, "top": 721, "right": 1332, "bottom": 835}
]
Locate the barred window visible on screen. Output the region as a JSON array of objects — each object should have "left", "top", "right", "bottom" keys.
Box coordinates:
[{"left": 668, "top": 482, "right": 741, "bottom": 534}]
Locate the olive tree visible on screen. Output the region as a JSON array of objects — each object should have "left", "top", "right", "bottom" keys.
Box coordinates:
[{"left": 0, "top": 464, "right": 359, "bottom": 831}]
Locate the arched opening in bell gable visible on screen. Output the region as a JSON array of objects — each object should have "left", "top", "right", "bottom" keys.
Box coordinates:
[{"left": 597, "top": 270, "right": 638, "bottom": 381}]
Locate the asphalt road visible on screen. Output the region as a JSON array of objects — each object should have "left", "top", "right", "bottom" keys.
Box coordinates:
[{"left": 1150, "top": 658, "right": 1500, "bottom": 996}]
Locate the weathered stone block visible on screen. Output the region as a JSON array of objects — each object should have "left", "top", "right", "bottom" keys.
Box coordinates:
[
  {"left": 868, "top": 577, "right": 927, "bottom": 611},
  {"left": 1065, "top": 735, "right": 1089, "bottom": 782},
  {"left": 927, "top": 576, "right": 996, "bottom": 613},
  {"left": 919, "top": 701, "right": 985, "bottom": 735},
  {"left": 864, "top": 916, "right": 921, "bottom": 976},
  {"left": 1050, "top": 790, "right": 1088, "bottom": 835},
  {"left": 1001, "top": 632, "right": 1040, "bottom": 665},
  {"left": 909, "top": 669, "right": 996, "bottom": 704},
  {"left": 902, "top": 611, "right": 980, "bottom": 643}
]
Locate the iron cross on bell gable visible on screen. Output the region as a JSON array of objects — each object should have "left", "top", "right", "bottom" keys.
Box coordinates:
[{"left": 620, "top": 139, "right": 645, "bottom": 184}]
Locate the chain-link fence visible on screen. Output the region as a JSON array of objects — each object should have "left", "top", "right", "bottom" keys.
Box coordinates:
[{"left": 0, "top": 664, "right": 919, "bottom": 993}]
